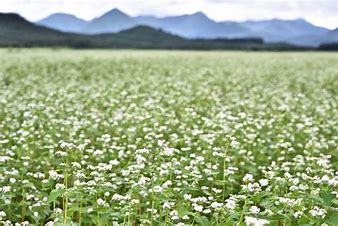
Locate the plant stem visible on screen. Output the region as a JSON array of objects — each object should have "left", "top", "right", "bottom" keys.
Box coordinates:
[
  {"left": 238, "top": 200, "right": 247, "bottom": 225},
  {"left": 63, "top": 155, "right": 69, "bottom": 226}
]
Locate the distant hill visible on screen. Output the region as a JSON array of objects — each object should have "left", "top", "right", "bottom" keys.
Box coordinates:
[
  {"left": 37, "top": 13, "right": 87, "bottom": 33},
  {"left": 318, "top": 42, "right": 338, "bottom": 50},
  {"left": 82, "top": 9, "right": 136, "bottom": 34},
  {"left": 34, "top": 8, "right": 336, "bottom": 47},
  {"left": 136, "top": 12, "right": 250, "bottom": 39},
  {"left": 323, "top": 28, "right": 338, "bottom": 43},
  {"left": 0, "top": 13, "right": 312, "bottom": 50},
  {"left": 0, "top": 13, "right": 92, "bottom": 47},
  {"left": 318, "top": 29, "right": 338, "bottom": 50},
  {"left": 243, "top": 19, "right": 329, "bottom": 46}
]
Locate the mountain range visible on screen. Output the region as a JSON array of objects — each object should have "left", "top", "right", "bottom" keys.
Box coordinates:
[
  {"left": 3, "top": 12, "right": 303, "bottom": 50},
  {"left": 36, "top": 8, "right": 338, "bottom": 47}
]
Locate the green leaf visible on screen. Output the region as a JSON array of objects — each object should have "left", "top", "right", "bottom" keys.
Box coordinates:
[
  {"left": 48, "top": 189, "right": 64, "bottom": 203},
  {"left": 195, "top": 215, "right": 211, "bottom": 226},
  {"left": 326, "top": 210, "right": 338, "bottom": 225}
]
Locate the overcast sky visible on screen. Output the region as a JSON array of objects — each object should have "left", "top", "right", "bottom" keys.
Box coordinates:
[{"left": 0, "top": 0, "right": 337, "bottom": 29}]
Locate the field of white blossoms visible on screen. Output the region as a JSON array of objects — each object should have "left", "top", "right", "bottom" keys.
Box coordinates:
[{"left": 0, "top": 49, "right": 337, "bottom": 226}]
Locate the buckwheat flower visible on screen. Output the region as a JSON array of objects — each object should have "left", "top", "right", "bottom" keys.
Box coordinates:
[
  {"left": 49, "top": 170, "right": 64, "bottom": 180},
  {"left": 131, "top": 199, "right": 139, "bottom": 205},
  {"left": 0, "top": 156, "right": 10, "bottom": 162},
  {"left": 183, "top": 194, "right": 192, "bottom": 200},
  {"left": 45, "top": 221, "right": 55, "bottom": 226},
  {"left": 162, "top": 180, "right": 172, "bottom": 188},
  {"left": 294, "top": 211, "right": 303, "bottom": 218},
  {"left": 97, "top": 198, "right": 109, "bottom": 207},
  {"left": 309, "top": 206, "right": 327, "bottom": 218},
  {"left": 243, "top": 174, "right": 254, "bottom": 182},
  {"left": 212, "top": 188, "right": 222, "bottom": 194},
  {"left": 169, "top": 210, "right": 179, "bottom": 220},
  {"left": 55, "top": 151, "right": 67, "bottom": 157},
  {"left": 52, "top": 208, "right": 61, "bottom": 214},
  {"left": 225, "top": 197, "right": 236, "bottom": 210},
  {"left": 55, "top": 183, "right": 65, "bottom": 190},
  {"left": 109, "top": 159, "right": 119, "bottom": 165},
  {"left": 245, "top": 216, "right": 269, "bottom": 226},
  {"left": 1, "top": 186, "right": 11, "bottom": 193},
  {"left": 193, "top": 204, "right": 203, "bottom": 212},
  {"left": 162, "top": 147, "right": 175, "bottom": 156},
  {"left": 9, "top": 178, "right": 16, "bottom": 184},
  {"left": 259, "top": 179, "right": 268, "bottom": 187},
  {"left": 211, "top": 202, "right": 223, "bottom": 209},
  {"left": 162, "top": 201, "right": 173, "bottom": 209},
  {"left": 87, "top": 208, "right": 93, "bottom": 213},
  {"left": 250, "top": 206, "right": 260, "bottom": 214},
  {"left": 203, "top": 209, "right": 211, "bottom": 214},
  {"left": 0, "top": 211, "right": 6, "bottom": 219},
  {"left": 182, "top": 215, "right": 189, "bottom": 220},
  {"left": 112, "top": 194, "right": 126, "bottom": 201},
  {"left": 138, "top": 176, "right": 150, "bottom": 186}
]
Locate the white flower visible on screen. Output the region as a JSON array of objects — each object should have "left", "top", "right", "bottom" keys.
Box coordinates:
[
  {"left": 0, "top": 211, "right": 6, "bottom": 219},
  {"left": 182, "top": 215, "right": 190, "bottom": 220},
  {"left": 87, "top": 208, "right": 94, "bottom": 213},
  {"left": 162, "top": 201, "right": 174, "bottom": 209},
  {"left": 193, "top": 204, "right": 203, "bottom": 212},
  {"left": 259, "top": 179, "right": 268, "bottom": 187},
  {"left": 225, "top": 197, "right": 236, "bottom": 210},
  {"left": 169, "top": 210, "right": 179, "bottom": 220},
  {"left": 97, "top": 198, "right": 109, "bottom": 207},
  {"left": 9, "top": 178, "right": 16, "bottom": 184},
  {"left": 162, "top": 147, "right": 175, "bottom": 156},
  {"left": 309, "top": 206, "right": 327, "bottom": 218},
  {"left": 211, "top": 202, "right": 223, "bottom": 209},
  {"left": 1, "top": 186, "right": 11, "bottom": 193},
  {"left": 45, "top": 221, "right": 55, "bottom": 226},
  {"left": 245, "top": 216, "right": 269, "bottom": 226},
  {"left": 243, "top": 174, "right": 254, "bottom": 182},
  {"left": 249, "top": 206, "right": 260, "bottom": 214},
  {"left": 55, "top": 183, "right": 65, "bottom": 190},
  {"left": 183, "top": 194, "right": 191, "bottom": 200}
]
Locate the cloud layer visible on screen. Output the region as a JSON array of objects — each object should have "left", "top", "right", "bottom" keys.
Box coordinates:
[{"left": 0, "top": 0, "right": 336, "bottom": 29}]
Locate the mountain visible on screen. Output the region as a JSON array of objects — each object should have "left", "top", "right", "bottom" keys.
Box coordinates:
[
  {"left": 137, "top": 12, "right": 250, "bottom": 39},
  {"left": 82, "top": 8, "right": 136, "bottom": 34},
  {"left": 37, "top": 13, "right": 87, "bottom": 33},
  {"left": 2, "top": 13, "right": 308, "bottom": 50},
  {"left": 0, "top": 13, "right": 93, "bottom": 47},
  {"left": 322, "top": 28, "right": 338, "bottom": 43},
  {"left": 242, "top": 19, "right": 329, "bottom": 46},
  {"left": 34, "top": 9, "right": 334, "bottom": 47}
]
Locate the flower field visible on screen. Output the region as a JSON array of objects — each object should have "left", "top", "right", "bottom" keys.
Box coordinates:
[{"left": 0, "top": 49, "right": 337, "bottom": 225}]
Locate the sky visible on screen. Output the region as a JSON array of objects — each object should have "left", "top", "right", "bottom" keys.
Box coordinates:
[{"left": 0, "top": 0, "right": 337, "bottom": 29}]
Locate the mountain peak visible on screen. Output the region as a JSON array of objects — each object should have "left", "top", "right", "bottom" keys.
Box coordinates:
[
  {"left": 44, "top": 13, "right": 85, "bottom": 20},
  {"left": 190, "top": 11, "right": 209, "bottom": 19},
  {"left": 104, "top": 8, "right": 128, "bottom": 17}
]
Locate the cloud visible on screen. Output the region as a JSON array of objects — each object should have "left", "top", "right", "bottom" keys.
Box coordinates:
[{"left": 0, "top": 0, "right": 336, "bottom": 29}]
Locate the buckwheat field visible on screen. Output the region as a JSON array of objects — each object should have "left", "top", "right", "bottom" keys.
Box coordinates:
[{"left": 0, "top": 49, "right": 337, "bottom": 226}]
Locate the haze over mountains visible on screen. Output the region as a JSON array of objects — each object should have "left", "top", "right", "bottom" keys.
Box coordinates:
[{"left": 36, "top": 8, "right": 338, "bottom": 47}]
